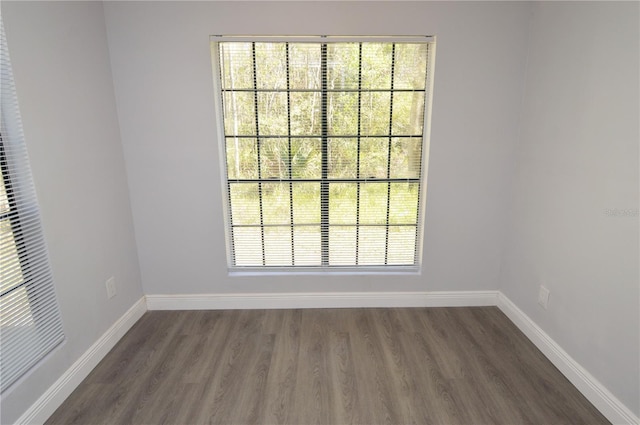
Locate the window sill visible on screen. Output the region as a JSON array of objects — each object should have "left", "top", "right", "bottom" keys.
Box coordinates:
[{"left": 228, "top": 266, "right": 421, "bottom": 277}]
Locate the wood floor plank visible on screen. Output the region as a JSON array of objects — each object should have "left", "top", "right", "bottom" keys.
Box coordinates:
[
  {"left": 292, "top": 310, "right": 335, "bottom": 425},
  {"left": 263, "top": 309, "right": 302, "bottom": 425},
  {"left": 181, "top": 311, "right": 236, "bottom": 384},
  {"left": 45, "top": 307, "right": 610, "bottom": 425},
  {"left": 394, "top": 309, "right": 460, "bottom": 424},
  {"left": 200, "top": 310, "right": 267, "bottom": 425},
  {"left": 409, "top": 308, "right": 467, "bottom": 380},
  {"left": 349, "top": 309, "right": 403, "bottom": 425},
  {"left": 373, "top": 309, "right": 426, "bottom": 424}
]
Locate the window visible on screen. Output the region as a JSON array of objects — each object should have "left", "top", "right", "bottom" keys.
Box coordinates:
[
  {"left": 211, "top": 36, "right": 434, "bottom": 271},
  {"left": 1, "top": 20, "right": 65, "bottom": 392}
]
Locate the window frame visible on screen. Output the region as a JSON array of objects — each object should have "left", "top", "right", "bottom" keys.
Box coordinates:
[
  {"left": 1, "top": 20, "right": 65, "bottom": 393},
  {"left": 211, "top": 36, "right": 436, "bottom": 274}
]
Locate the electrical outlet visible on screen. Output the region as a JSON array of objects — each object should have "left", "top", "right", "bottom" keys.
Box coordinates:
[
  {"left": 106, "top": 277, "right": 116, "bottom": 299},
  {"left": 538, "top": 285, "right": 550, "bottom": 309}
]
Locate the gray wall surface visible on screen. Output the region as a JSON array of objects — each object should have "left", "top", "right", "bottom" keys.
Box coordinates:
[{"left": 498, "top": 1, "right": 639, "bottom": 415}]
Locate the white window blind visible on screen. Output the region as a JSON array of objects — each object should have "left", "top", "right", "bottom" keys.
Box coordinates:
[
  {"left": 0, "top": 19, "right": 65, "bottom": 392},
  {"left": 211, "top": 36, "right": 434, "bottom": 271}
]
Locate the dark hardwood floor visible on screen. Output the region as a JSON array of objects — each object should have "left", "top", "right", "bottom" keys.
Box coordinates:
[{"left": 46, "top": 307, "right": 609, "bottom": 424}]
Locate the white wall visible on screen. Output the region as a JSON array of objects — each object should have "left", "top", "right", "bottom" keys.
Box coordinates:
[
  {"left": 103, "top": 1, "right": 531, "bottom": 295},
  {"left": 499, "top": 1, "right": 639, "bottom": 416},
  {"left": 1, "top": 2, "right": 144, "bottom": 423}
]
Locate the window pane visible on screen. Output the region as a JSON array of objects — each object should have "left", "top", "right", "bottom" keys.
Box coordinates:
[
  {"left": 223, "top": 92, "right": 255, "bottom": 135},
  {"left": 289, "top": 44, "right": 321, "bottom": 90},
  {"left": 264, "top": 226, "right": 292, "bottom": 266},
  {"left": 390, "top": 137, "right": 421, "bottom": 179},
  {"left": 387, "top": 226, "right": 417, "bottom": 265},
  {"left": 329, "top": 183, "right": 357, "bottom": 224},
  {"left": 293, "top": 226, "right": 321, "bottom": 265},
  {"left": 0, "top": 287, "right": 34, "bottom": 328},
  {"left": 393, "top": 44, "right": 428, "bottom": 90},
  {"left": 219, "top": 42, "right": 253, "bottom": 90},
  {"left": 290, "top": 92, "right": 321, "bottom": 136},
  {"left": 361, "top": 43, "right": 392, "bottom": 89},
  {"left": 226, "top": 138, "right": 258, "bottom": 180},
  {"left": 258, "top": 92, "right": 288, "bottom": 135},
  {"left": 229, "top": 183, "right": 260, "bottom": 225},
  {"left": 328, "top": 92, "right": 358, "bottom": 135},
  {"left": 233, "top": 227, "right": 263, "bottom": 266},
  {"left": 291, "top": 138, "right": 321, "bottom": 179},
  {"left": 255, "top": 43, "right": 287, "bottom": 90},
  {"left": 392, "top": 91, "right": 425, "bottom": 135},
  {"left": 359, "top": 138, "right": 388, "bottom": 179},
  {"left": 0, "top": 219, "right": 23, "bottom": 295},
  {"left": 359, "top": 183, "right": 388, "bottom": 224},
  {"left": 328, "top": 138, "right": 357, "bottom": 179},
  {"left": 292, "top": 183, "right": 320, "bottom": 224},
  {"left": 327, "top": 43, "right": 360, "bottom": 90},
  {"left": 389, "top": 183, "right": 419, "bottom": 225},
  {"left": 358, "top": 226, "right": 386, "bottom": 265},
  {"left": 260, "top": 138, "right": 289, "bottom": 179},
  {"left": 360, "top": 92, "right": 390, "bottom": 136},
  {"left": 329, "top": 226, "right": 356, "bottom": 265},
  {"left": 262, "top": 183, "right": 291, "bottom": 225}
]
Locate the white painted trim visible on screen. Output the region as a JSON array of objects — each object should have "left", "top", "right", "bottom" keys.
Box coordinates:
[
  {"left": 145, "top": 290, "right": 499, "bottom": 310},
  {"left": 497, "top": 293, "right": 639, "bottom": 425},
  {"left": 15, "top": 297, "right": 147, "bottom": 425}
]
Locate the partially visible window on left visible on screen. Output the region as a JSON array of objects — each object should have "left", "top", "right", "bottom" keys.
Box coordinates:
[{"left": 0, "top": 19, "right": 65, "bottom": 393}]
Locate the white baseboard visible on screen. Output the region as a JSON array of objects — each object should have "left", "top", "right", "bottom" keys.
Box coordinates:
[
  {"left": 497, "top": 293, "right": 639, "bottom": 425},
  {"left": 145, "top": 290, "right": 499, "bottom": 310},
  {"left": 15, "top": 297, "right": 147, "bottom": 425}
]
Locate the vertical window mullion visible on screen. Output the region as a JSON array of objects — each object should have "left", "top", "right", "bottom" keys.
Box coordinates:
[
  {"left": 320, "top": 43, "right": 329, "bottom": 266},
  {"left": 252, "top": 42, "right": 266, "bottom": 266},
  {"left": 286, "top": 43, "right": 295, "bottom": 266},
  {"left": 384, "top": 44, "right": 396, "bottom": 265},
  {"left": 355, "top": 43, "right": 363, "bottom": 266},
  {"left": 227, "top": 182, "right": 236, "bottom": 266}
]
